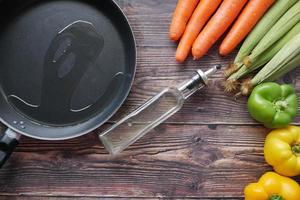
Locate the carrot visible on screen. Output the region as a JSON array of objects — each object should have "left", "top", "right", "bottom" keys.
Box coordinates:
[
  {"left": 219, "top": 0, "right": 275, "bottom": 56},
  {"left": 175, "top": 0, "right": 222, "bottom": 63},
  {"left": 169, "top": 0, "right": 199, "bottom": 41},
  {"left": 192, "top": 0, "right": 248, "bottom": 60}
]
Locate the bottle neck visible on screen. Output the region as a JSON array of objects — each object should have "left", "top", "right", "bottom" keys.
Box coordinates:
[
  {"left": 177, "top": 65, "right": 219, "bottom": 99},
  {"left": 178, "top": 73, "right": 206, "bottom": 99}
]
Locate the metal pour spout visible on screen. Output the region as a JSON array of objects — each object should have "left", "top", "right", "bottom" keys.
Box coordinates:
[{"left": 179, "top": 64, "right": 221, "bottom": 99}]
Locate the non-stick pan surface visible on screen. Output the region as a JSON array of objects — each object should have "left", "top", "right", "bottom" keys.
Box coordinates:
[{"left": 0, "top": 0, "right": 136, "bottom": 139}]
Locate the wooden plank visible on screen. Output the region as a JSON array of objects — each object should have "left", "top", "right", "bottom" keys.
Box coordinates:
[
  {"left": 0, "top": 0, "right": 300, "bottom": 199},
  {"left": 0, "top": 48, "right": 298, "bottom": 127},
  {"left": 1, "top": 124, "right": 291, "bottom": 198},
  {"left": 109, "top": 46, "right": 300, "bottom": 124},
  {"left": 0, "top": 196, "right": 243, "bottom": 200},
  {"left": 106, "top": 0, "right": 300, "bottom": 124},
  {"left": 108, "top": 0, "right": 300, "bottom": 124},
  {"left": 116, "top": 0, "right": 187, "bottom": 47}
]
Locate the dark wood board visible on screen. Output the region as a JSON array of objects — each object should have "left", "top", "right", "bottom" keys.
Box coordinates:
[
  {"left": 0, "top": 0, "right": 299, "bottom": 199},
  {"left": 0, "top": 125, "right": 277, "bottom": 199}
]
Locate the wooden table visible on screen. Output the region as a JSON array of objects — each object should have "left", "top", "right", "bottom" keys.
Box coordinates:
[{"left": 1, "top": 0, "right": 299, "bottom": 199}]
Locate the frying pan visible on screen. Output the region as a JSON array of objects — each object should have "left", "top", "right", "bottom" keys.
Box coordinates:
[{"left": 0, "top": 0, "right": 136, "bottom": 167}]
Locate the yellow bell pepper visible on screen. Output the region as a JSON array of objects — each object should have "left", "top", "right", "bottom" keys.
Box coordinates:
[
  {"left": 264, "top": 126, "right": 300, "bottom": 177},
  {"left": 244, "top": 172, "right": 300, "bottom": 200}
]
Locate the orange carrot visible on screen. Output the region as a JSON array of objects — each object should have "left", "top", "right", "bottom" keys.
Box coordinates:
[
  {"left": 169, "top": 0, "right": 199, "bottom": 41},
  {"left": 175, "top": 0, "right": 222, "bottom": 63},
  {"left": 219, "top": 0, "right": 275, "bottom": 56},
  {"left": 192, "top": 0, "right": 248, "bottom": 60}
]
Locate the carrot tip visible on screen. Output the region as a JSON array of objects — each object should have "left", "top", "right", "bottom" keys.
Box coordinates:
[
  {"left": 175, "top": 53, "right": 186, "bottom": 63},
  {"left": 219, "top": 47, "right": 231, "bottom": 56},
  {"left": 192, "top": 53, "right": 203, "bottom": 60},
  {"left": 176, "top": 58, "right": 185, "bottom": 63},
  {"left": 169, "top": 32, "right": 180, "bottom": 41},
  {"left": 240, "top": 78, "right": 253, "bottom": 96},
  {"left": 170, "top": 36, "right": 179, "bottom": 42}
]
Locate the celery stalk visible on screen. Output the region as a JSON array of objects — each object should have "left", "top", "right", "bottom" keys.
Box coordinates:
[
  {"left": 229, "top": 22, "right": 300, "bottom": 81},
  {"left": 241, "top": 33, "right": 300, "bottom": 95},
  {"left": 246, "top": 1, "right": 300, "bottom": 66},
  {"left": 234, "top": 0, "right": 297, "bottom": 65},
  {"left": 265, "top": 53, "right": 300, "bottom": 82}
]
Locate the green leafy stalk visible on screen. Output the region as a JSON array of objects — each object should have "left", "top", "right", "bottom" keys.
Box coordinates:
[
  {"left": 241, "top": 33, "right": 300, "bottom": 95},
  {"left": 265, "top": 53, "right": 300, "bottom": 82},
  {"left": 245, "top": 1, "right": 300, "bottom": 66},
  {"left": 228, "top": 22, "right": 300, "bottom": 81},
  {"left": 235, "top": 0, "right": 297, "bottom": 64},
  {"left": 226, "top": 0, "right": 298, "bottom": 76}
]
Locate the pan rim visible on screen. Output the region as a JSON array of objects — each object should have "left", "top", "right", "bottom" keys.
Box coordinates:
[{"left": 0, "top": 0, "right": 137, "bottom": 140}]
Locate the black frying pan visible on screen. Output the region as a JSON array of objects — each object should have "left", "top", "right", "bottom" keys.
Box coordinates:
[{"left": 0, "top": 0, "right": 136, "bottom": 167}]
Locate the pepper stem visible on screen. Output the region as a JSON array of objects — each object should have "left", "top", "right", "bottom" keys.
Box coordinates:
[
  {"left": 269, "top": 195, "right": 284, "bottom": 200},
  {"left": 292, "top": 144, "right": 300, "bottom": 155},
  {"left": 274, "top": 100, "right": 288, "bottom": 110}
]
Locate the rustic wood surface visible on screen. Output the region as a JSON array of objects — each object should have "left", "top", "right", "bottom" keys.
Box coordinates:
[{"left": 0, "top": 0, "right": 300, "bottom": 199}]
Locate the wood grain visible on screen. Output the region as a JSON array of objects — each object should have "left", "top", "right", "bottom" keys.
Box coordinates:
[
  {"left": 112, "top": 0, "right": 300, "bottom": 125},
  {"left": 0, "top": 125, "right": 281, "bottom": 199},
  {"left": 0, "top": 197, "right": 243, "bottom": 200},
  {"left": 110, "top": 46, "right": 300, "bottom": 124}
]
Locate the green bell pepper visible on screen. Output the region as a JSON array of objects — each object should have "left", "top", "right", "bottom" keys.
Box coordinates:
[{"left": 247, "top": 82, "right": 298, "bottom": 128}]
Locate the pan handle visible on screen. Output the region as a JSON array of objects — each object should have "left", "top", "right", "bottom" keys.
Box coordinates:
[{"left": 0, "top": 129, "right": 21, "bottom": 168}]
